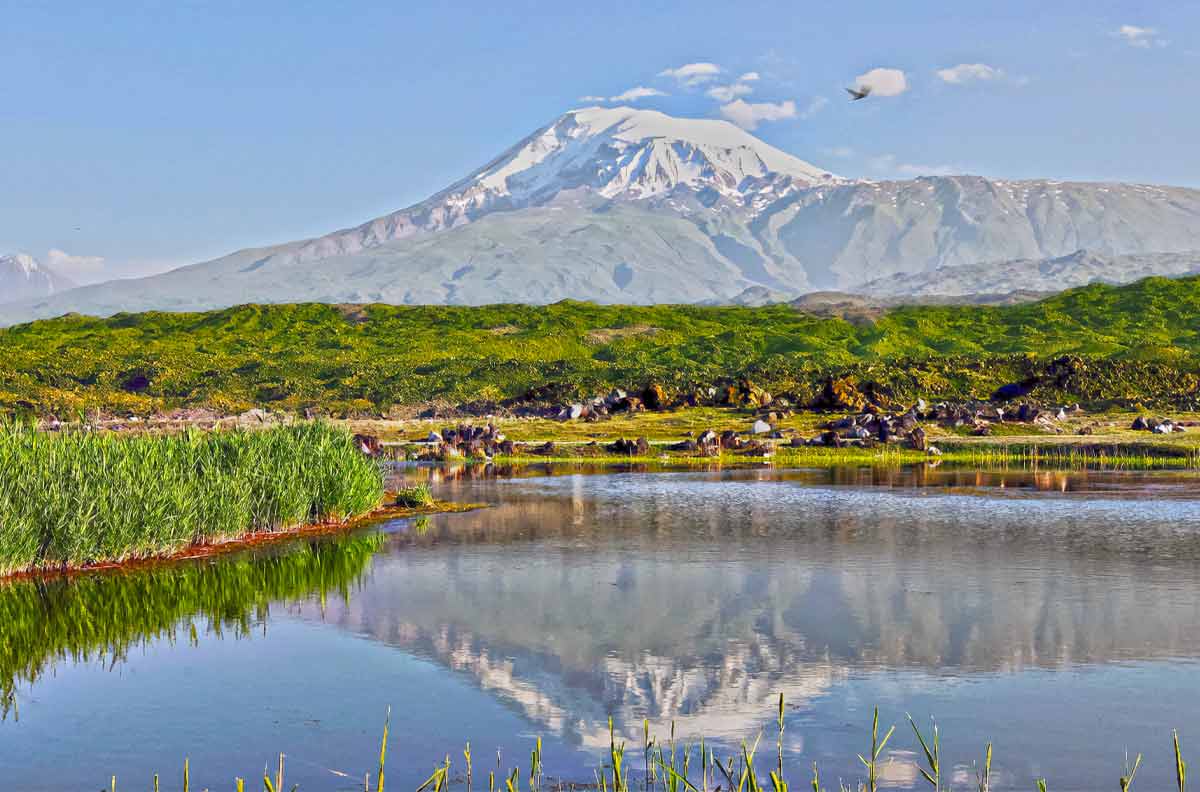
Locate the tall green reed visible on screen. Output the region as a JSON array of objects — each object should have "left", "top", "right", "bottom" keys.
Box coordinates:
[{"left": 0, "top": 422, "right": 383, "bottom": 574}]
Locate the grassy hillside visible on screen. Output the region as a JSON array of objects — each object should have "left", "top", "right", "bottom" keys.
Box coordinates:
[{"left": 2, "top": 277, "right": 1200, "bottom": 416}]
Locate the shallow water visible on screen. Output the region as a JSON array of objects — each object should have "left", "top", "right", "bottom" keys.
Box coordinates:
[{"left": 4, "top": 465, "right": 1200, "bottom": 791}]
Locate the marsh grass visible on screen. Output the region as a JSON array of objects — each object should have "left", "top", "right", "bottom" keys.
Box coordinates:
[
  {"left": 83, "top": 695, "right": 1196, "bottom": 792},
  {"left": 0, "top": 422, "right": 384, "bottom": 575},
  {"left": 395, "top": 483, "right": 435, "bottom": 507}
]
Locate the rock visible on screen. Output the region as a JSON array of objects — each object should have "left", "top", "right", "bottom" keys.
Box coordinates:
[
  {"left": 697, "top": 430, "right": 718, "bottom": 447},
  {"left": 1056, "top": 408, "right": 1068, "bottom": 421},
  {"left": 927, "top": 445, "right": 942, "bottom": 456},
  {"left": 751, "top": 419, "right": 772, "bottom": 435},
  {"left": 427, "top": 431, "right": 443, "bottom": 443},
  {"left": 669, "top": 439, "right": 699, "bottom": 452},
  {"left": 608, "top": 438, "right": 637, "bottom": 454},
  {"left": 641, "top": 383, "right": 668, "bottom": 410},
  {"left": 606, "top": 388, "right": 627, "bottom": 406},
  {"left": 499, "top": 439, "right": 516, "bottom": 455},
  {"left": 352, "top": 434, "right": 381, "bottom": 457},
  {"left": 1153, "top": 422, "right": 1175, "bottom": 434},
  {"left": 635, "top": 437, "right": 651, "bottom": 455},
  {"left": 531, "top": 441, "right": 557, "bottom": 456},
  {"left": 909, "top": 427, "right": 928, "bottom": 451},
  {"left": 916, "top": 398, "right": 928, "bottom": 413},
  {"left": 612, "top": 395, "right": 644, "bottom": 413},
  {"left": 815, "top": 377, "right": 867, "bottom": 411},
  {"left": 991, "top": 381, "right": 1033, "bottom": 402},
  {"left": 821, "top": 430, "right": 843, "bottom": 448},
  {"left": 790, "top": 436, "right": 806, "bottom": 447},
  {"left": 720, "top": 430, "right": 742, "bottom": 449}
]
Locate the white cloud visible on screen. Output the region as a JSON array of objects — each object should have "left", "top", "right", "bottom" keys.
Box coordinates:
[
  {"left": 659, "top": 62, "right": 722, "bottom": 86},
  {"left": 579, "top": 95, "right": 606, "bottom": 102},
  {"left": 738, "top": 71, "right": 761, "bottom": 82},
  {"left": 609, "top": 86, "right": 668, "bottom": 102},
  {"left": 936, "top": 63, "right": 1005, "bottom": 84},
  {"left": 869, "top": 154, "right": 956, "bottom": 177},
  {"left": 1114, "top": 24, "right": 1165, "bottom": 48},
  {"left": 719, "top": 99, "right": 797, "bottom": 130},
  {"left": 800, "top": 96, "right": 828, "bottom": 119},
  {"left": 44, "top": 249, "right": 105, "bottom": 282},
  {"left": 707, "top": 82, "right": 754, "bottom": 102},
  {"left": 822, "top": 146, "right": 855, "bottom": 159},
  {"left": 853, "top": 67, "right": 909, "bottom": 97}
]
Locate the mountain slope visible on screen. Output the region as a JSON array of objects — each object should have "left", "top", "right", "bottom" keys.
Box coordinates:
[
  {"left": 858, "top": 249, "right": 1200, "bottom": 298},
  {"left": 0, "top": 254, "right": 76, "bottom": 305},
  {"left": 6, "top": 107, "right": 1200, "bottom": 323}
]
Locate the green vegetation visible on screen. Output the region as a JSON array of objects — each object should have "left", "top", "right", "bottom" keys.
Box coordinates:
[
  {"left": 3, "top": 277, "right": 1200, "bottom": 416},
  {"left": 0, "top": 531, "right": 385, "bottom": 717},
  {"left": 81, "top": 693, "right": 1190, "bottom": 792},
  {"left": 0, "top": 422, "right": 384, "bottom": 575},
  {"left": 394, "top": 483, "right": 435, "bottom": 507}
]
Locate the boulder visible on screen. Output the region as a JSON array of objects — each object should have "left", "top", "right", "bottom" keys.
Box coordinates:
[
  {"left": 909, "top": 427, "right": 928, "bottom": 451},
  {"left": 427, "top": 431, "right": 443, "bottom": 443},
  {"left": 751, "top": 419, "right": 772, "bottom": 435},
  {"left": 608, "top": 438, "right": 637, "bottom": 454},
  {"left": 815, "top": 377, "right": 867, "bottom": 411},
  {"left": 720, "top": 430, "right": 742, "bottom": 449},
  {"left": 697, "top": 430, "right": 718, "bottom": 447},
  {"left": 640, "top": 383, "right": 667, "bottom": 410},
  {"left": 635, "top": 437, "right": 651, "bottom": 455},
  {"left": 352, "top": 434, "right": 382, "bottom": 457}
]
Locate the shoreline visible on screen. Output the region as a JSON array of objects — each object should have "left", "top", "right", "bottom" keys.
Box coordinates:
[{"left": 0, "top": 497, "right": 484, "bottom": 584}]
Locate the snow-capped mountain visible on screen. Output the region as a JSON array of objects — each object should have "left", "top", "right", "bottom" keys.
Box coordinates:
[
  {"left": 263, "top": 106, "right": 840, "bottom": 266},
  {"left": 0, "top": 254, "right": 76, "bottom": 305},
  {"left": 5, "top": 106, "right": 1200, "bottom": 323}
]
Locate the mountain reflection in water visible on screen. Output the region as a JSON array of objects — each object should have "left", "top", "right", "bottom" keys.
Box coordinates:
[
  {"left": 4, "top": 465, "right": 1200, "bottom": 790},
  {"left": 301, "top": 466, "right": 1200, "bottom": 745}
]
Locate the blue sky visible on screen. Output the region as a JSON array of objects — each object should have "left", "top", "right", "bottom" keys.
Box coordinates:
[{"left": 1, "top": 0, "right": 1195, "bottom": 282}]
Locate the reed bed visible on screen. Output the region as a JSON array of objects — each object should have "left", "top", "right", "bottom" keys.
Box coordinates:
[
  {"left": 0, "top": 422, "right": 384, "bottom": 576},
  {"left": 94, "top": 694, "right": 1189, "bottom": 792}
]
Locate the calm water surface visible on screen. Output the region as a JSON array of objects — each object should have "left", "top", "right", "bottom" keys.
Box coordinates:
[{"left": 3, "top": 465, "right": 1200, "bottom": 791}]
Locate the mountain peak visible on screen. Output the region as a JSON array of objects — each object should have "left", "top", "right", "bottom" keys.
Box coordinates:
[
  {"left": 0, "top": 253, "right": 76, "bottom": 305},
  {"left": 460, "top": 106, "right": 838, "bottom": 202}
]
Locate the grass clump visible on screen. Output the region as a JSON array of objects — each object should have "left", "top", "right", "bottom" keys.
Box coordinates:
[
  {"left": 394, "top": 483, "right": 435, "bottom": 507},
  {"left": 0, "top": 422, "right": 384, "bottom": 575}
]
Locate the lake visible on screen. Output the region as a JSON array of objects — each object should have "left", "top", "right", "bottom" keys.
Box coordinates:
[{"left": 3, "top": 464, "right": 1200, "bottom": 791}]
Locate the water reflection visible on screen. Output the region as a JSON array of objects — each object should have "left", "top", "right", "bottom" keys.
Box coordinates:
[
  {"left": 0, "top": 533, "right": 383, "bottom": 716},
  {"left": 4, "top": 465, "right": 1200, "bottom": 790},
  {"left": 308, "top": 467, "right": 1200, "bottom": 746}
]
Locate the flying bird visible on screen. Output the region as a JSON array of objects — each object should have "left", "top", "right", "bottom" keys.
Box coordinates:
[{"left": 845, "top": 86, "right": 872, "bottom": 101}]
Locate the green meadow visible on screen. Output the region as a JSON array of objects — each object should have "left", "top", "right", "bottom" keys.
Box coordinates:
[{"left": 1, "top": 276, "right": 1199, "bottom": 417}]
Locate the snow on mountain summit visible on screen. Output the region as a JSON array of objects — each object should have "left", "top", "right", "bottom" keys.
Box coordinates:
[
  {"left": 464, "top": 106, "right": 838, "bottom": 199},
  {"left": 276, "top": 106, "right": 840, "bottom": 265},
  {"left": 0, "top": 253, "right": 76, "bottom": 304}
]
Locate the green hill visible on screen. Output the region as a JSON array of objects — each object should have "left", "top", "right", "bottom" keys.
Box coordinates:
[{"left": 3, "top": 277, "right": 1200, "bottom": 416}]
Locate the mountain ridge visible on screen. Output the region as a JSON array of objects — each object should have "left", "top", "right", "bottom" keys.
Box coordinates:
[{"left": 6, "top": 107, "right": 1200, "bottom": 324}]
